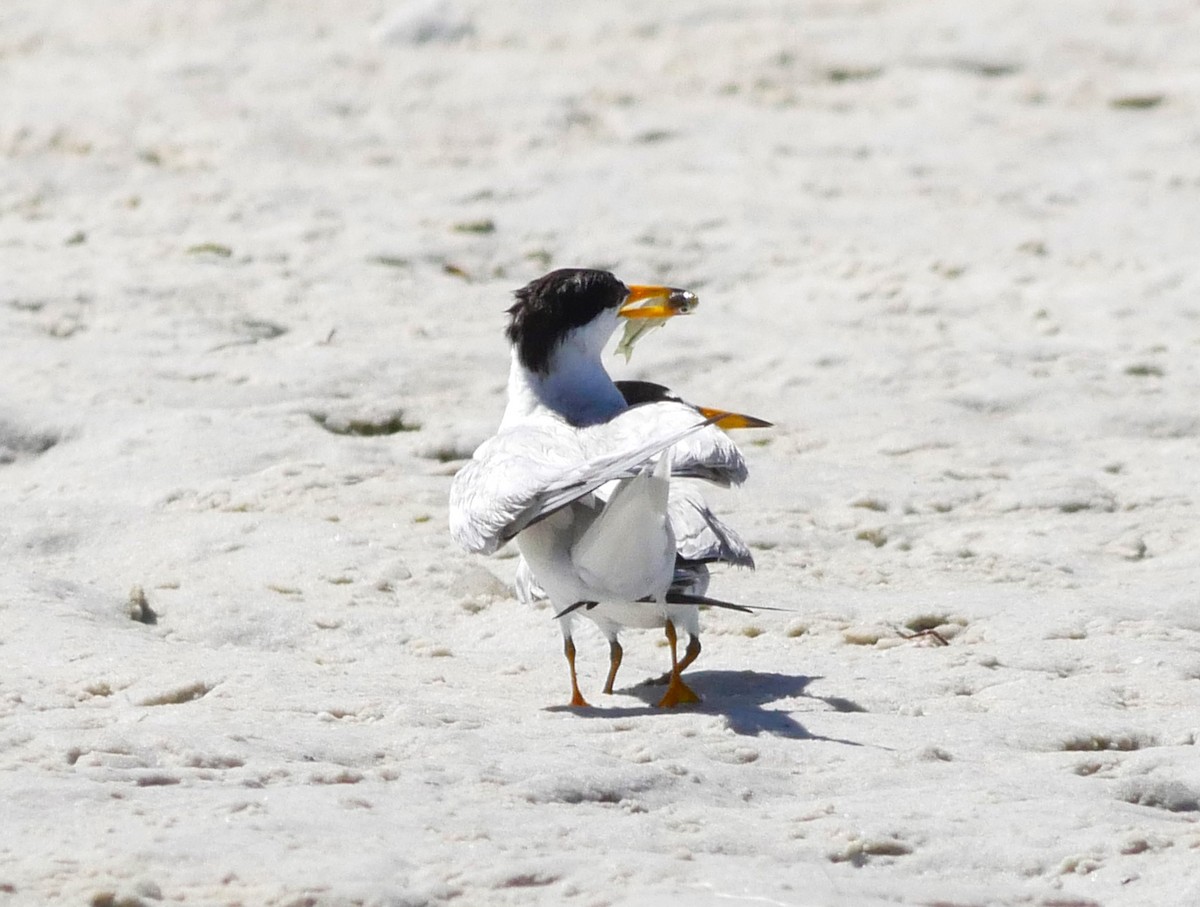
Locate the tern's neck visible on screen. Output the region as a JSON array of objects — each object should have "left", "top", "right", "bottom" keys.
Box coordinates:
[{"left": 501, "top": 347, "right": 627, "bottom": 429}]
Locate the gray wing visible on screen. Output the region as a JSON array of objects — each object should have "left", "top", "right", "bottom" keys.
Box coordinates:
[
  {"left": 669, "top": 426, "right": 748, "bottom": 486},
  {"left": 604, "top": 401, "right": 749, "bottom": 486},
  {"left": 668, "top": 481, "right": 755, "bottom": 568},
  {"left": 448, "top": 421, "right": 580, "bottom": 555},
  {"left": 449, "top": 413, "right": 721, "bottom": 555}
]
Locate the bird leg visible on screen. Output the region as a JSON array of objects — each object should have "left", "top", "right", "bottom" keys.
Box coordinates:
[
  {"left": 657, "top": 621, "right": 701, "bottom": 707},
  {"left": 649, "top": 633, "right": 701, "bottom": 685},
  {"left": 602, "top": 639, "right": 623, "bottom": 695},
  {"left": 564, "top": 637, "right": 590, "bottom": 708},
  {"left": 678, "top": 634, "right": 701, "bottom": 673}
]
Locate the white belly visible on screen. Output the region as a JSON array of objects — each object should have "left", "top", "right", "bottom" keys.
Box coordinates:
[{"left": 516, "top": 461, "right": 676, "bottom": 620}]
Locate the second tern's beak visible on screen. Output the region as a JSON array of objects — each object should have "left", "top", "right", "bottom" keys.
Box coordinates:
[
  {"left": 618, "top": 285, "right": 699, "bottom": 319},
  {"left": 696, "top": 406, "right": 775, "bottom": 431}
]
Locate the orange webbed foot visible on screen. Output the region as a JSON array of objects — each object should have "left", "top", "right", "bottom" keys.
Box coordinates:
[{"left": 657, "top": 673, "right": 701, "bottom": 708}]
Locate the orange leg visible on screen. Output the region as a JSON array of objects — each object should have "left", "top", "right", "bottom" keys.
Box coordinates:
[
  {"left": 602, "top": 639, "right": 623, "bottom": 695},
  {"left": 565, "top": 637, "right": 590, "bottom": 708},
  {"left": 657, "top": 621, "right": 701, "bottom": 708},
  {"left": 650, "top": 633, "right": 701, "bottom": 685},
  {"left": 677, "top": 634, "right": 701, "bottom": 674}
]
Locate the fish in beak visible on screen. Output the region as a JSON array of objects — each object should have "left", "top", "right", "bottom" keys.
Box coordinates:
[{"left": 615, "top": 285, "right": 698, "bottom": 361}]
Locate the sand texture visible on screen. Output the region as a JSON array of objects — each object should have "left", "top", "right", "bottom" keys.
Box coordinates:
[{"left": 3, "top": 2, "right": 1200, "bottom": 905}]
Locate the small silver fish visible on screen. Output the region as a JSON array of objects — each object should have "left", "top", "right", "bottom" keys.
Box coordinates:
[{"left": 614, "top": 289, "right": 698, "bottom": 361}]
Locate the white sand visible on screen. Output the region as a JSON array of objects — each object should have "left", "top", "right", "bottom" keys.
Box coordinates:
[{"left": 3, "top": 1, "right": 1199, "bottom": 904}]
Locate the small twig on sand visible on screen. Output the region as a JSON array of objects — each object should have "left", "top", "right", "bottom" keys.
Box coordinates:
[{"left": 896, "top": 627, "right": 949, "bottom": 647}]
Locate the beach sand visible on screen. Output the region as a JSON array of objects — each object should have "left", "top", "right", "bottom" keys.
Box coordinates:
[{"left": 3, "top": 2, "right": 1199, "bottom": 904}]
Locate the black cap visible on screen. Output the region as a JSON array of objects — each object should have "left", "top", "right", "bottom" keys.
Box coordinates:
[{"left": 506, "top": 269, "right": 628, "bottom": 374}]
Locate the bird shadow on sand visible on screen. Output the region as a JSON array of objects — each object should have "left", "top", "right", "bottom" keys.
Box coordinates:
[{"left": 547, "top": 670, "right": 870, "bottom": 745}]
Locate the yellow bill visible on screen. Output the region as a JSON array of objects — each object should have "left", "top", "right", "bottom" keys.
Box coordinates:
[
  {"left": 696, "top": 406, "right": 774, "bottom": 431},
  {"left": 615, "top": 285, "right": 698, "bottom": 361}
]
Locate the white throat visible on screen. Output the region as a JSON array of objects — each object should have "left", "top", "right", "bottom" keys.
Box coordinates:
[{"left": 501, "top": 314, "right": 628, "bottom": 429}]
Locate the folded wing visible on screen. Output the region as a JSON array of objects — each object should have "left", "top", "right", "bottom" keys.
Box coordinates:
[
  {"left": 604, "top": 400, "right": 749, "bottom": 486},
  {"left": 449, "top": 412, "right": 720, "bottom": 555}
]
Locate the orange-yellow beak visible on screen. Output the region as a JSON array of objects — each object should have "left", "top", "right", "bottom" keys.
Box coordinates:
[
  {"left": 618, "top": 285, "right": 699, "bottom": 320},
  {"left": 696, "top": 406, "right": 774, "bottom": 431}
]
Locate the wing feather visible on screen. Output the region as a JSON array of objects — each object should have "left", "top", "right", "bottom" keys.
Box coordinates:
[
  {"left": 612, "top": 401, "right": 749, "bottom": 486},
  {"left": 668, "top": 481, "right": 755, "bottom": 568},
  {"left": 448, "top": 411, "right": 720, "bottom": 555}
]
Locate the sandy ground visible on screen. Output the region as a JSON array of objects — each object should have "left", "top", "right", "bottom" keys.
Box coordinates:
[{"left": 3, "top": 1, "right": 1200, "bottom": 905}]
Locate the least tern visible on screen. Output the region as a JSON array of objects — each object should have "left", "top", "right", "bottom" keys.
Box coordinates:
[{"left": 449, "top": 268, "right": 768, "bottom": 707}]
